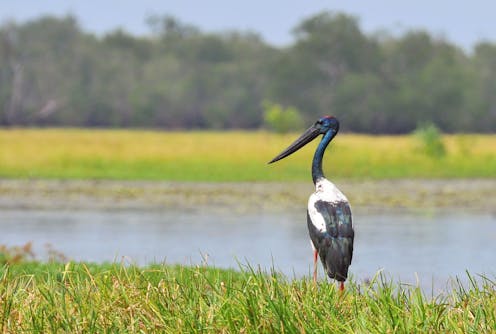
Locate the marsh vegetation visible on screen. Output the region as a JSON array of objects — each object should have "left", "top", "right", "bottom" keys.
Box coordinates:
[{"left": 1, "top": 129, "right": 495, "bottom": 180}]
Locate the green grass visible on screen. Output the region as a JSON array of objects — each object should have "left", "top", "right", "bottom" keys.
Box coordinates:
[
  {"left": 0, "top": 128, "right": 495, "bottom": 181},
  {"left": 0, "top": 262, "right": 494, "bottom": 333}
]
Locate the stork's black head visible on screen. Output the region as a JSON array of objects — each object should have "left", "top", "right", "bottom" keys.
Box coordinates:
[
  {"left": 268, "top": 116, "right": 340, "bottom": 164},
  {"left": 315, "top": 115, "right": 339, "bottom": 134}
]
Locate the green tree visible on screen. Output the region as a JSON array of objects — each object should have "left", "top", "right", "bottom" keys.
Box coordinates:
[
  {"left": 0, "top": 13, "right": 495, "bottom": 133},
  {"left": 270, "top": 12, "right": 381, "bottom": 122},
  {"left": 470, "top": 43, "right": 496, "bottom": 132}
]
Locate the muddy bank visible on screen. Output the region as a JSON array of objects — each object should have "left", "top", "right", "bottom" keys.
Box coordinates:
[{"left": 0, "top": 179, "right": 494, "bottom": 213}]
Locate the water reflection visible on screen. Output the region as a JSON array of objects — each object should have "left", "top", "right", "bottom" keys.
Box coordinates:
[{"left": 1, "top": 208, "right": 495, "bottom": 292}]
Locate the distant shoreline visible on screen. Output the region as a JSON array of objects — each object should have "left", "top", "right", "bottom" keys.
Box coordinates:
[{"left": 1, "top": 179, "right": 494, "bottom": 213}]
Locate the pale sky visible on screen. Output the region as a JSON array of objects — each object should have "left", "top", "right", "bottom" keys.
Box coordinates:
[{"left": 2, "top": 1, "right": 495, "bottom": 51}]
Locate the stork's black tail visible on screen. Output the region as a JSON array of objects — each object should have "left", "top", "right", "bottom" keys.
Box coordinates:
[{"left": 323, "top": 235, "right": 354, "bottom": 281}]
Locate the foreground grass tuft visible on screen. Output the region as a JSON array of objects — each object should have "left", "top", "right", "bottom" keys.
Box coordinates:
[{"left": 0, "top": 263, "right": 494, "bottom": 332}]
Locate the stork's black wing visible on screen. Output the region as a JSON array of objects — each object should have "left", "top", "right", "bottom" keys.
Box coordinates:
[{"left": 307, "top": 200, "right": 354, "bottom": 281}]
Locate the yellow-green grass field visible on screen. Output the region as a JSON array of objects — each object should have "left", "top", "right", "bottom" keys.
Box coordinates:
[{"left": 0, "top": 128, "right": 495, "bottom": 181}]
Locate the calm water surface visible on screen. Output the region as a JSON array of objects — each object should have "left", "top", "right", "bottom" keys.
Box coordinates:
[{"left": 1, "top": 208, "right": 495, "bottom": 292}]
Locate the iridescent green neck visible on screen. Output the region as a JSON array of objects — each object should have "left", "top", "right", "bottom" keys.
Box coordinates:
[{"left": 312, "top": 130, "right": 334, "bottom": 184}]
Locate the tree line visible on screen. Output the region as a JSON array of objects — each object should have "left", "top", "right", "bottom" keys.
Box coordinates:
[{"left": 1, "top": 12, "right": 495, "bottom": 133}]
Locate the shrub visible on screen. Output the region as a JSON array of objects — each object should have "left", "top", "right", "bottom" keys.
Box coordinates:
[
  {"left": 414, "top": 122, "right": 446, "bottom": 158},
  {"left": 263, "top": 101, "right": 304, "bottom": 133}
]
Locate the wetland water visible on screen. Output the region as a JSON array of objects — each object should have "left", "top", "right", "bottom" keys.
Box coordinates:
[{"left": 0, "top": 180, "right": 495, "bottom": 293}]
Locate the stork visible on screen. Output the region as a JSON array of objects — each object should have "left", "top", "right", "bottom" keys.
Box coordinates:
[{"left": 269, "top": 116, "right": 354, "bottom": 291}]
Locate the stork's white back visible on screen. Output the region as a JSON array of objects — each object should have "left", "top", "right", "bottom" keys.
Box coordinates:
[{"left": 307, "top": 178, "right": 349, "bottom": 233}]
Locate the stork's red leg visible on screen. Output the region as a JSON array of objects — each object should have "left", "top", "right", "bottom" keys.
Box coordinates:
[
  {"left": 313, "top": 250, "right": 318, "bottom": 283},
  {"left": 339, "top": 281, "right": 345, "bottom": 292}
]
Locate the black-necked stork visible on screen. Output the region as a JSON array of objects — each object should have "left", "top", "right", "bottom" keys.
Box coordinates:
[{"left": 269, "top": 116, "right": 354, "bottom": 291}]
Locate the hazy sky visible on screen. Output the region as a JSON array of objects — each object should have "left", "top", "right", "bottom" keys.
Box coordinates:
[{"left": 2, "top": 1, "right": 495, "bottom": 51}]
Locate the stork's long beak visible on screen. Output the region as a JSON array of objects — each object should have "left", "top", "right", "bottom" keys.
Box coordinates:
[{"left": 268, "top": 124, "right": 321, "bottom": 164}]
